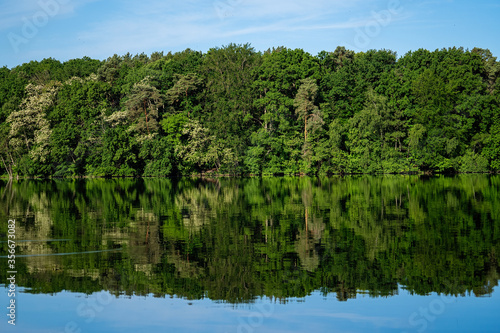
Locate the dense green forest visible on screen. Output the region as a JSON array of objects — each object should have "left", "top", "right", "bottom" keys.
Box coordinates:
[{"left": 1, "top": 45, "right": 499, "bottom": 177}]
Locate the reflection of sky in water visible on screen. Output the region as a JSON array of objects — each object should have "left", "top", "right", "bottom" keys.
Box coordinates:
[{"left": 1, "top": 286, "right": 499, "bottom": 333}]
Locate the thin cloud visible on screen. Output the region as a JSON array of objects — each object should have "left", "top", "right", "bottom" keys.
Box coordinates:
[
  {"left": 2, "top": 0, "right": 498, "bottom": 68},
  {"left": 75, "top": 13, "right": 215, "bottom": 56},
  {"left": 220, "top": 18, "right": 370, "bottom": 38},
  {"left": 65, "top": 0, "right": 373, "bottom": 58},
  {"left": 0, "top": 0, "right": 99, "bottom": 31}
]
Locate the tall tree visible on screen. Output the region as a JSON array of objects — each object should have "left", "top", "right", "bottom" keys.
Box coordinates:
[
  {"left": 125, "top": 76, "right": 163, "bottom": 139},
  {"left": 6, "top": 82, "right": 60, "bottom": 175},
  {"left": 294, "top": 77, "right": 322, "bottom": 143},
  {"left": 165, "top": 73, "right": 203, "bottom": 116}
]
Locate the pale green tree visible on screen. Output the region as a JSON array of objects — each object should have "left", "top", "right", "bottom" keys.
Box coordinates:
[
  {"left": 294, "top": 78, "right": 323, "bottom": 143},
  {"left": 176, "top": 120, "right": 237, "bottom": 173},
  {"left": 6, "top": 82, "right": 60, "bottom": 163}
]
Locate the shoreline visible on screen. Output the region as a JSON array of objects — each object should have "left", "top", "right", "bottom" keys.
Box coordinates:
[{"left": 1, "top": 170, "right": 498, "bottom": 181}]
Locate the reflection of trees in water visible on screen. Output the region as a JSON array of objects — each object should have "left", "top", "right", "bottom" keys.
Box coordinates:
[
  {"left": 295, "top": 208, "right": 324, "bottom": 272},
  {"left": 128, "top": 209, "right": 161, "bottom": 266},
  {"left": 0, "top": 175, "right": 499, "bottom": 302},
  {"left": 174, "top": 182, "right": 239, "bottom": 230},
  {"left": 1, "top": 182, "right": 58, "bottom": 273}
]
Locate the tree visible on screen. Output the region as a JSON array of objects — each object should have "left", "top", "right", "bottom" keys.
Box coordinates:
[
  {"left": 48, "top": 77, "right": 112, "bottom": 176},
  {"left": 0, "top": 124, "right": 13, "bottom": 178},
  {"left": 166, "top": 73, "right": 203, "bottom": 103},
  {"left": 139, "top": 136, "right": 174, "bottom": 176},
  {"left": 165, "top": 73, "right": 203, "bottom": 116},
  {"left": 201, "top": 43, "right": 260, "bottom": 154},
  {"left": 472, "top": 48, "right": 499, "bottom": 94},
  {"left": 293, "top": 78, "right": 324, "bottom": 171},
  {"left": 346, "top": 90, "right": 407, "bottom": 173},
  {"left": 6, "top": 82, "right": 60, "bottom": 176},
  {"left": 251, "top": 47, "right": 321, "bottom": 174},
  {"left": 294, "top": 78, "right": 322, "bottom": 143},
  {"left": 175, "top": 121, "right": 237, "bottom": 174},
  {"left": 317, "top": 46, "right": 355, "bottom": 74},
  {"left": 125, "top": 76, "right": 163, "bottom": 138}
]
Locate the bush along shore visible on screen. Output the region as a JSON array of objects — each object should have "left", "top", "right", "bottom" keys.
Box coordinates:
[{"left": 1, "top": 44, "right": 499, "bottom": 178}]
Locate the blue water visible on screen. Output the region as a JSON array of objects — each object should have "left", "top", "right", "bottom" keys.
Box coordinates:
[{"left": 2, "top": 285, "right": 499, "bottom": 333}]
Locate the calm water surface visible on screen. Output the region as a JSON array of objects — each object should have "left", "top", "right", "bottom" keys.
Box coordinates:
[{"left": 1, "top": 175, "right": 499, "bottom": 332}]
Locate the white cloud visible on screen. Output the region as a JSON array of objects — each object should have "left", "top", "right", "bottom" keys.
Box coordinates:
[
  {"left": 9, "top": 0, "right": 487, "bottom": 68},
  {"left": 62, "top": 0, "right": 377, "bottom": 58},
  {"left": 0, "top": 0, "right": 99, "bottom": 31}
]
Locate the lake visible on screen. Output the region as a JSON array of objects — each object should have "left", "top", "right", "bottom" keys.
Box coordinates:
[{"left": 1, "top": 175, "right": 499, "bottom": 332}]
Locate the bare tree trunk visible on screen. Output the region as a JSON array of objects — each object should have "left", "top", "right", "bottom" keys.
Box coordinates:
[
  {"left": 264, "top": 106, "right": 268, "bottom": 131},
  {"left": 1, "top": 155, "right": 13, "bottom": 179},
  {"left": 143, "top": 100, "right": 149, "bottom": 134},
  {"left": 304, "top": 116, "right": 307, "bottom": 142}
]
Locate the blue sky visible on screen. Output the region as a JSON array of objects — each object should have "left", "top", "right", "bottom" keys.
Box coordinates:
[{"left": 1, "top": 0, "right": 499, "bottom": 68}]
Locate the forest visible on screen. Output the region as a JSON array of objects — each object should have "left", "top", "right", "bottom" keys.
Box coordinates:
[{"left": 0, "top": 44, "right": 499, "bottom": 178}]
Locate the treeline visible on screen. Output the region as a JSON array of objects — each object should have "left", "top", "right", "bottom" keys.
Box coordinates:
[{"left": 1, "top": 44, "right": 499, "bottom": 177}]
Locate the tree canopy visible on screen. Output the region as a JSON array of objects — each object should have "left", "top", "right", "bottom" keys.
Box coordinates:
[{"left": 1, "top": 45, "right": 499, "bottom": 178}]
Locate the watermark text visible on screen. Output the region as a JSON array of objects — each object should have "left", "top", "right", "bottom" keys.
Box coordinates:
[{"left": 6, "top": 219, "right": 16, "bottom": 326}]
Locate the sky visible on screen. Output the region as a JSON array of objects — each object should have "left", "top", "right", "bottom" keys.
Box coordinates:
[{"left": 0, "top": 0, "right": 499, "bottom": 68}]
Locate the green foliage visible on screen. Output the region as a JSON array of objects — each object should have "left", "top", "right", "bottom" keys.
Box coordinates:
[
  {"left": 459, "top": 150, "right": 489, "bottom": 173},
  {"left": 139, "top": 136, "right": 174, "bottom": 176},
  {"left": 249, "top": 47, "right": 321, "bottom": 174},
  {"left": 49, "top": 78, "right": 111, "bottom": 176},
  {"left": 483, "top": 112, "right": 500, "bottom": 171},
  {"left": 1, "top": 46, "right": 499, "bottom": 178},
  {"left": 124, "top": 76, "right": 163, "bottom": 137}
]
